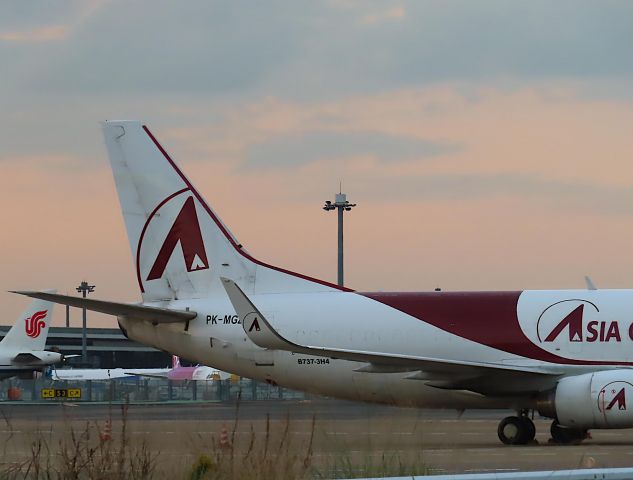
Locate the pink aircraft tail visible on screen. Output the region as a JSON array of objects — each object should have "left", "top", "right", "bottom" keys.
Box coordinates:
[{"left": 171, "top": 355, "right": 181, "bottom": 369}]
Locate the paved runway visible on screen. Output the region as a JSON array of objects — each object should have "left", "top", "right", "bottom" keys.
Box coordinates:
[{"left": 1, "top": 399, "right": 633, "bottom": 475}]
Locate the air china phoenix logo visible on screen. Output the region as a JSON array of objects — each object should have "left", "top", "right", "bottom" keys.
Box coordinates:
[
  {"left": 25, "top": 310, "right": 48, "bottom": 338},
  {"left": 146, "top": 196, "right": 209, "bottom": 281},
  {"left": 536, "top": 299, "right": 627, "bottom": 344},
  {"left": 598, "top": 382, "right": 632, "bottom": 413}
]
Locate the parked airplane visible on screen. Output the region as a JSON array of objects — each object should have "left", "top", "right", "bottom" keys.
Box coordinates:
[
  {"left": 129, "top": 355, "right": 228, "bottom": 381},
  {"left": 0, "top": 293, "right": 66, "bottom": 379},
  {"left": 51, "top": 355, "right": 227, "bottom": 381},
  {"left": 51, "top": 366, "right": 166, "bottom": 381},
  {"left": 51, "top": 363, "right": 170, "bottom": 381},
  {"left": 15, "top": 121, "right": 633, "bottom": 445}
]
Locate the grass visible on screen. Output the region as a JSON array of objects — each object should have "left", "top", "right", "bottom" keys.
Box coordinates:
[
  {"left": 0, "top": 400, "right": 434, "bottom": 479},
  {"left": 1, "top": 404, "right": 156, "bottom": 479}
]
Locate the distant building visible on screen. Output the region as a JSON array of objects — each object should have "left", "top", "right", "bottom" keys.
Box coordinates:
[{"left": 0, "top": 326, "right": 172, "bottom": 369}]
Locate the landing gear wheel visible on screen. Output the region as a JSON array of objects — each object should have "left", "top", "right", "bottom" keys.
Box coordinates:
[
  {"left": 498, "top": 416, "right": 531, "bottom": 445},
  {"left": 550, "top": 420, "right": 587, "bottom": 445}
]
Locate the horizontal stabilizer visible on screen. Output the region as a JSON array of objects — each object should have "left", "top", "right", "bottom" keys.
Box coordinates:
[
  {"left": 221, "top": 278, "right": 562, "bottom": 378},
  {"left": 11, "top": 291, "right": 196, "bottom": 324},
  {"left": 12, "top": 353, "right": 43, "bottom": 365}
]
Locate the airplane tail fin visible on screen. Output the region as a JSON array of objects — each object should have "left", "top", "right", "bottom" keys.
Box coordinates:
[
  {"left": 1, "top": 291, "right": 55, "bottom": 351},
  {"left": 101, "top": 120, "right": 348, "bottom": 301}
]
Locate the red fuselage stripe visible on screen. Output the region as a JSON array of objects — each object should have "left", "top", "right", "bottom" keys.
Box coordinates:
[{"left": 360, "top": 291, "right": 633, "bottom": 366}]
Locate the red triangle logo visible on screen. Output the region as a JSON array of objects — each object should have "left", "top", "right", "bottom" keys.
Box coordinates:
[
  {"left": 147, "top": 196, "right": 210, "bottom": 281},
  {"left": 544, "top": 304, "right": 584, "bottom": 342},
  {"left": 607, "top": 388, "right": 626, "bottom": 411}
]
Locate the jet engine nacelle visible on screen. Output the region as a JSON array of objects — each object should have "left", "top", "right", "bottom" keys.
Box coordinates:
[
  {"left": 539, "top": 370, "right": 633, "bottom": 430},
  {"left": 11, "top": 350, "right": 64, "bottom": 366}
]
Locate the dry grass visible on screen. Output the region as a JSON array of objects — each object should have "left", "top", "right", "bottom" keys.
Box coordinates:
[
  {"left": 179, "top": 401, "right": 431, "bottom": 479},
  {"left": 1, "top": 404, "right": 156, "bottom": 479},
  {"left": 0, "top": 401, "right": 432, "bottom": 479}
]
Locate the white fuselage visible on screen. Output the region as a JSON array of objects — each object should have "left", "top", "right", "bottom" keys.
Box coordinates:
[{"left": 120, "top": 289, "right": 633, "bottom": 410}]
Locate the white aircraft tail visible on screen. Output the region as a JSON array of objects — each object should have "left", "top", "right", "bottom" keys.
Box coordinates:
[
  {"left": 1, "top": 293, "right": 55, "bottom": 351},
  {"left": 101, "top": 120, "right": 347, "bottom": 301}
]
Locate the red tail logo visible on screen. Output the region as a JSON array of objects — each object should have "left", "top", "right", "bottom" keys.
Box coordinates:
[
  {"left": 147, "top": 196, "right": 209, "bottom": 281},
  {"left": 25, "top": 310, "right": 48, "bottom": 338}
]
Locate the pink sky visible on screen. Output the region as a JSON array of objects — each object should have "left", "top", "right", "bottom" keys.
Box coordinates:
[{"left": 2, "top": 2, "right": 633, "bottom": 328}]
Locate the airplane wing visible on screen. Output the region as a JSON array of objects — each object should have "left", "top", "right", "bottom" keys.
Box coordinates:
[
  {"left": 220, "top": 278, "right": 563, "bottom": 394},
  {"left": 11, "top": 291, "right": 196, "bottom": 324}
]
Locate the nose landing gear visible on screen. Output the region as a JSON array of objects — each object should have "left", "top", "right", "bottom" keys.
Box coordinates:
[{"left": 497, "top": 414, "right": 536, "bottom": 445}]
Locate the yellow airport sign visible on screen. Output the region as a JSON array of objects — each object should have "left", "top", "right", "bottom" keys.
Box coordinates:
[{"left": 41, "top": 388, "right": 81, "bottom": 399}]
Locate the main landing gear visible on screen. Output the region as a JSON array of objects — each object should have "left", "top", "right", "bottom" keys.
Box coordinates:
[
  {"left": 497, "top": 413, "right": 588, "bottom": 445},
  {"left": 550, "top": 420, "right": 588, "bottom": 445},
  {"left": 497, "top": 414, "right": 536, "bottom": 445}
]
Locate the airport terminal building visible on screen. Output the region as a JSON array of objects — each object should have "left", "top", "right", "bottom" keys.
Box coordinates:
[{"left": 0, "top": 326, "right": 307, "bottom": 404}]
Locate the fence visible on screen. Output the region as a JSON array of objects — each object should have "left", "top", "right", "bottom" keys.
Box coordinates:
[{"left": 0, "top": 377, "right": 307, "bottom": 403}]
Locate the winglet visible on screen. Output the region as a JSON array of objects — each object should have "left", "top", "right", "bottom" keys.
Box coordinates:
[
  {"left": 584, "top": 276, "right": 598, "bottom": 290},
  {"left": 220, "top": 277, "right": 292, "bottom": 350},
  {"left": 218, "top": 279, "right": 563, "bottom": 379}
]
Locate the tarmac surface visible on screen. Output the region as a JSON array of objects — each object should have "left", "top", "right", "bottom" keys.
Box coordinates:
[{"left": 1, "top": 399, "right": 633, "bottom": 475}]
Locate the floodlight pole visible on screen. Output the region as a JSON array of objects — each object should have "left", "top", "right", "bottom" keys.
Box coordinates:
[
  {"left": 323, "top": 190, "right": 357, "bottom": 287},
  {"left": 338, "top": 202, "right": 344, "bottom": 286},
  {"left": 76, "top": 281, "right": 95, "bottom": 362}
]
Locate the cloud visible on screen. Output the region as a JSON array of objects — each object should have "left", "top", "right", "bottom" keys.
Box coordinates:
[
  {"left": 0, "top": 1, "right": 102, "bottom": 44},
  {"left": 360, "top": 6, "right": 406, "bottom": 26},
  {"left": 3, "top": 1, "right": 633, "bottom": 101},
  {"left": 243, "top": 130, "right": 460, "bottom": 169},
  {"left": 0, "top": 25, "right": 69, "bottom": 43},
  {"left": 353, "top": 171, "right": 633, "bottom": 215}
]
